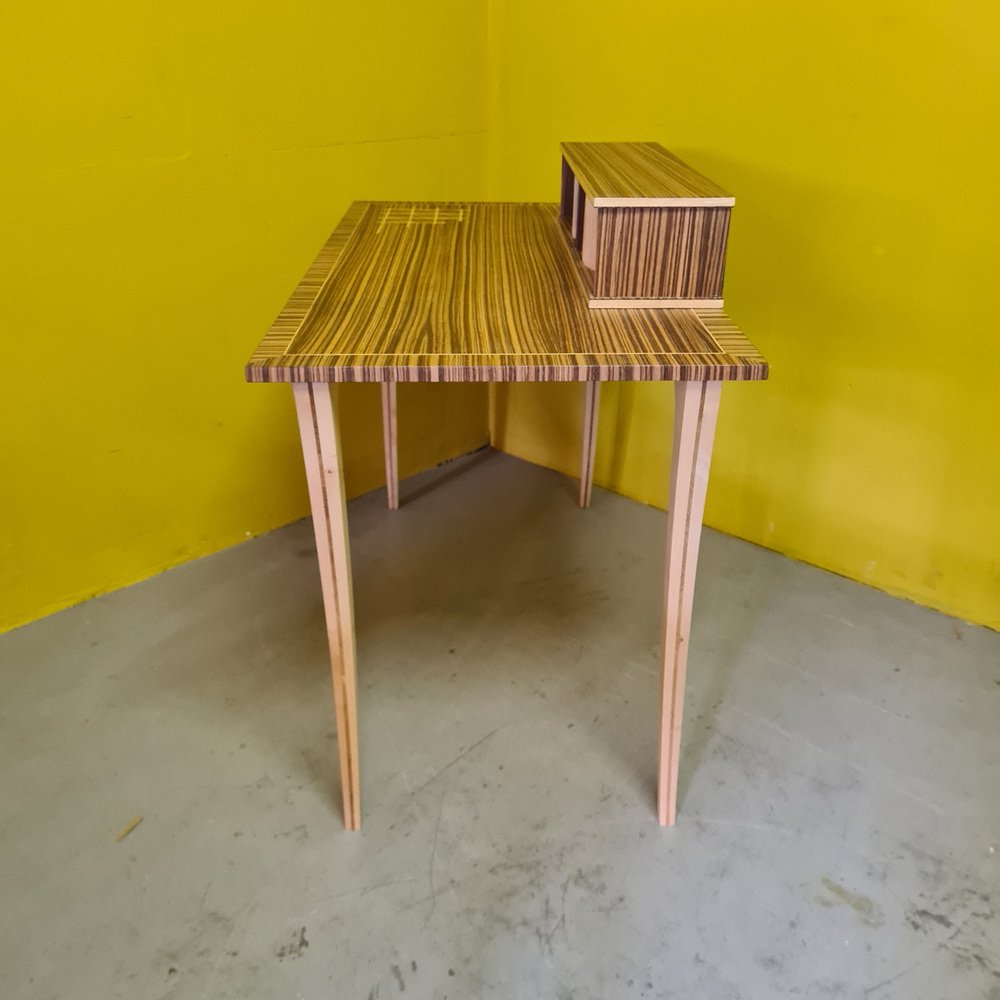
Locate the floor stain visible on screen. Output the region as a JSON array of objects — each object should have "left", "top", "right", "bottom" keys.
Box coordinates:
[
  {"left": 391, "top": 962, "right": 406, "bottom": 991},
  {"left": 907, "top": 908, "right": 953, "bottom": 931},
  {"left": 277, "top": 823, "right": 309, "bottom": 844},
  {"left": 275, "top": 926, "right": 309, "bottom": 961},
  {"left": 817, "top": 877, "right": 884, "bottom": 927},
  {"left": 895, "top": 847, "right": 999, "bottom": 985},
  {"left": 572, "top": 864, "right": 608, "bottom": 896}
]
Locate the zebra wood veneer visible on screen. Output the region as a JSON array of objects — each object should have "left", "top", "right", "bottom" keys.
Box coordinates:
[
  {"left": 246, "top": 184, "right": 767, "bottom": 833},
  {"left": 560, "top": 142, "right": 734, "bottom": 309},
  {"left": 246, "top": 201, "right": 764, "bottom": 384}
]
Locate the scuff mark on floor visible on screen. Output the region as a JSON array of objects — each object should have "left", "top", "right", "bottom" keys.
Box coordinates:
[
  {"left": 816, "top": 877, "right": 884, "bottom": 927},
  {"left": 275, "top": 926, "right": 308, "bottom": 961}
]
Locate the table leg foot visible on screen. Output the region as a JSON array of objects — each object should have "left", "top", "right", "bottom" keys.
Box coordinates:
[
  {"left": 381, "top": 382, "right": 399, "bottom": 510},
  {"left": 293, "top": 382, "right": 362, "bottom": 831},
  {"left": 658, "top": 380, "right": 722, "bottom": 826},
  {"left": 579, "top": 381, "right": 600, "bottom": 508}
]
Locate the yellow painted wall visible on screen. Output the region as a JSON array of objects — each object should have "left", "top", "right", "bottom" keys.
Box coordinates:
[
  {"left": 1, "top": 2, "right": 490, "bottom": 631},
  {"left": 5, "top": 1, "right": 998, "bottom": 634},
  {"left": 488, "top": 0, "right": 1000, "bottom": 629}
]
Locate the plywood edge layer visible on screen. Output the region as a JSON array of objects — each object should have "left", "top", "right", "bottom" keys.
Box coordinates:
[
  {"left": 589, "top": 298, "right": 724, "bottom": 310},
  {"left": 245, "top": 357, "right": 768, "bottom": 384},
  {"left": 592, "top": 197, "right": 735, "bottom": 208}
]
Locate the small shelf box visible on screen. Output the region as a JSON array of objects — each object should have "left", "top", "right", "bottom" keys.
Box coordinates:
[{"left": 560, "top": 142, "right": 735, "bottom": 309}]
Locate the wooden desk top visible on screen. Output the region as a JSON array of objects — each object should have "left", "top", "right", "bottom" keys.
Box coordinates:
[{"left": 246, "top": 202, "right": 767, "bottom": 384}]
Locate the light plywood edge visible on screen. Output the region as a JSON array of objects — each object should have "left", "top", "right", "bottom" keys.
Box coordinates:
[
  {"left": 589, "top": 298, "right": 724, "bottom": 310},
  {"left": 292, "top": 383, "right": 362, "bottom": 830},
  {"left": 594, "top": 196, "right": 734, "bottom": 208},
  {"left": 658, "top": 379, "right": 722, "bottom": 826},
  {"left": 380, "top": 382, "right": 399, "bottom": 510},
  {"left": 579, "top": 381, "right": 600, "bottom": 508}
]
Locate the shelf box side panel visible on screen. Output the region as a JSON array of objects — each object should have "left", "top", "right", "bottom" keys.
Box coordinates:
[
  {"left": 594, "top": 206, "right": 731, "bottom": 300},
  {"left": 560, "top": 157, "right": 575, "bottom": 225},
  {"left": 581, "top": 198, "right": 598, "bottom": 272}
]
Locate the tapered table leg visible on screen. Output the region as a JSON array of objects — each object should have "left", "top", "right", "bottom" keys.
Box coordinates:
[
  {"left": 658, "top": 380, "right": 722, "bottom": 826},
  {"left": 579, "top": 381, "right": 600, "bottom": 508},
  {"left": 292, "top": 382, "right": 361, "bottom": 830},
  {"left": 381, "top": 382, "right": 399, "bottom": 510}
]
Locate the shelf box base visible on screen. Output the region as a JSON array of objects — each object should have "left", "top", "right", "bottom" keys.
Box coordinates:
[{"left": 588, "top": 297, "right": 724, "bottom": 311}]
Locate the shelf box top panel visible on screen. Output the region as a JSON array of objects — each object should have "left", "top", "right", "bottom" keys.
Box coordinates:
[{"left": 561, "top": 142, "right": 735, "bottom": 207}]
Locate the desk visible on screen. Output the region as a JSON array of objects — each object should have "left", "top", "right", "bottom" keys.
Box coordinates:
[{"left": 246, "top": 200, "right": 768, "bottom": 830}]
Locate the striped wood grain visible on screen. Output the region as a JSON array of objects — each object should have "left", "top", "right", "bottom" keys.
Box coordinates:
[
  {"left": 245, "top": 202, "right": 767, "bottom": 384},
  {"left": 561, "top": 143, "right": 734, "bottom": 206},
  {"left": 251, "top": 201, "right": 369, "bottom": 362},
  {"left": 593, "top": 205, "right": 730, "bottom": 300}
]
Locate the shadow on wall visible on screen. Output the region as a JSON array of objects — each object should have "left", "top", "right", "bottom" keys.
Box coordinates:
[
  {"left": 489, "top": 152, "right": 1000, "bottom": 626},
  {"left": 338, "top": 381, "right": 490, "bottom": 500},
  {"left": 708, "top": 154, "right": 1000, "bottom": 624},
  {"left": 490, "top": 381, "right": 592, "bottom": 484}
]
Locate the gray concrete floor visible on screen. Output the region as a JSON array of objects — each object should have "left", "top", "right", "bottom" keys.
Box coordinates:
[{"left": 2, "top": 450, "right": 998, "bottom": 1000}]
